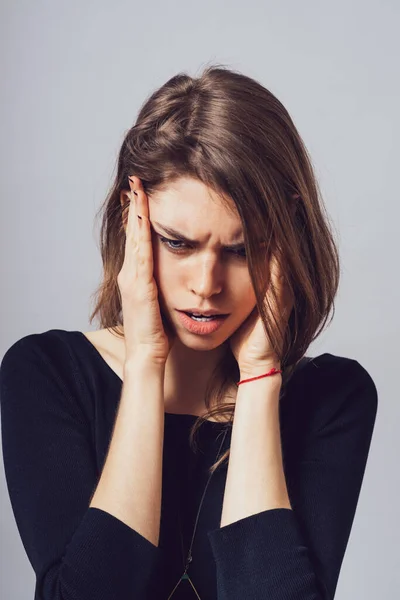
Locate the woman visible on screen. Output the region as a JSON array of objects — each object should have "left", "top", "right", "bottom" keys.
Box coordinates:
[{"left": 0, "top": 65, "right": 378, "bottom": 599}]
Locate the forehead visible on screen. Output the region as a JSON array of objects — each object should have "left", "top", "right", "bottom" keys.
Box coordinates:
[{"left": 149, "top": 177, "right": 242, "bottom": 234}]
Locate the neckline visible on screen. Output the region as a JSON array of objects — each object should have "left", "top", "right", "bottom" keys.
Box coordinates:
[
  {"left": 75, "top": 330, "right": 124, "bottom": 384},
  {"left": 73, "top": 330, "right": 229, "bottom": 427}
]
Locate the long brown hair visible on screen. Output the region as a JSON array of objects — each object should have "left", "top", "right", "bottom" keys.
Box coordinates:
[{"left": 89, "top": 63, "right": 340, "bottom": 474}]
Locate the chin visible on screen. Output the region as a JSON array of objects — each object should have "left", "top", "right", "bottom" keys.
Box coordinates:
[{"left": 178, "top": 330, "right": 229, "bottom": 350}]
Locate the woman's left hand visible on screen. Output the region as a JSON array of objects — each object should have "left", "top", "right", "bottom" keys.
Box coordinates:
[{"left": 229, "top": 254, "right": 294, "bottom": 377}]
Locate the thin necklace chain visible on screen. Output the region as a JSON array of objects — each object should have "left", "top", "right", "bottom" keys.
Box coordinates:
[
  {"left": 166, "top": 358, "right": 310, "bottom": 598},
  {"left": 166, "top": 425, "right": 229, "bottom": 600}
]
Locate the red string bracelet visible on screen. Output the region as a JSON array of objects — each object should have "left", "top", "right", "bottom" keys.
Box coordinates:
[{"left": 237, "top": 367, "right": 283, "bottom": 386}]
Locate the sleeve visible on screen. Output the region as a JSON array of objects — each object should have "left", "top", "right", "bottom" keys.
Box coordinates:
[
  {"left": 0, "top": 335, "right": 160, "bottom": 600},
  {"left": 206, "top": 357, "right": 378, "bottom": 600}
]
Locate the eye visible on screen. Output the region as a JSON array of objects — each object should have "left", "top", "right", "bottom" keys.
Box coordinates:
[
  {"left": 159, "top": 236, "right": 247, "bottom": 259},
  {"left": 159, "top": 237, "right": 187, "bottom": 252},
  {"left": 233, "top": 247, "right": 247, "bottom": 259}
]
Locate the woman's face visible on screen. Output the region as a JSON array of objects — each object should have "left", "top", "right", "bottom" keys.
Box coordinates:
[{"left": 147, "top": 176, "right": 257, "bottom": 351}]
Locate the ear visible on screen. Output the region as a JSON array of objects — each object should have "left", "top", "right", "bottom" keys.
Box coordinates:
[
  {"left": 120, "top": 188, "right": 130, "bottom": 208},
  {"left": 120, "top": 189, "right": 131, "bottom": 232}
]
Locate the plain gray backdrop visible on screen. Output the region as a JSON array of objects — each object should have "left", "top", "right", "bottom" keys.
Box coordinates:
[{"left": 1, "top": 0, "right": 398, "bottom": 598}]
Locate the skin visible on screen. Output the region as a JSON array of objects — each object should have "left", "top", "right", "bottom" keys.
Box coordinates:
[{"left": 103, "top": 176, "right": 258, "bottom": 417}]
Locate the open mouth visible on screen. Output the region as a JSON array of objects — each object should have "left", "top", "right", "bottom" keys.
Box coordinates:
[
  {"left": 176, "top": 310, "right": 229, "bottom": 335},
  {"left": 182, "top": 312, "right": 228, "bottom": 321}
]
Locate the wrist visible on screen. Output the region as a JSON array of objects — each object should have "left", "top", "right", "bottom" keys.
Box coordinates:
[
  {"left": 236, "top": 367, "right": 282, "bottom": 405},
  {"left": 239, "top": 362, "right": 282, "bottom": 383},
  {"left": 124, "top": 354, "right": 166, "bottom": 376}
]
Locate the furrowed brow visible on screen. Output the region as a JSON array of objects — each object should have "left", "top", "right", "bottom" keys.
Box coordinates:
[{"left": 152, "top": 221, "right": 245, "bottom": 250}]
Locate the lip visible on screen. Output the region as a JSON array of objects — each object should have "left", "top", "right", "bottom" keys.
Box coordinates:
[
  {"left": 176, "top": 310, "right": 228, "bottom": 335},
  {"left": 178, "top": 308, "right": 229, "bottom": 317}
]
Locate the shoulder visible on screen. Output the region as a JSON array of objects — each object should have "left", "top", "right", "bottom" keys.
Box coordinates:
[
  {"left": 0, "top": 329, "right": 89, "bottom": 410},
  {"left": 282, "top": 352, "right": 378, "bottom": 440},
  {"left": 1, "top": 329, "right": 78, "bottom": 370},
  {"left": 306, "top": 352, "right": 377, "bottom": 403},
  {"left": 292, "top": 352, "right": 377, "bottom": 401}
]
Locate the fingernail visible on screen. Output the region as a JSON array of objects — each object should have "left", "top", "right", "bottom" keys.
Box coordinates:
[{"left": 128, "top": 176, "right": 137, "bottom": 193}]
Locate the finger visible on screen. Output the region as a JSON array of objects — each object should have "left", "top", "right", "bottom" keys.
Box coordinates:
[
  {"left": 130, "top": 176, "right": 150, "bottom": 221},
  {"left": 266, "top": 255, "right": 288, "bottom": 318},
  {"left": 122, "top": 185, "right": 139, "bottom": 273},
  {"left": 127, "top": 176, "right": 139, "bottom": 240},
  {"left": 267, "top": 255, "right": 283, "bottom": 296},
  {"left": 270, "top": 254, "right": 284, "bottom": 284},
  {"left": 271, "top": 255, "right": 293, "bottom": 320},
  {"left": 128, "top": 176, "right": 154, "bottom": 286}
]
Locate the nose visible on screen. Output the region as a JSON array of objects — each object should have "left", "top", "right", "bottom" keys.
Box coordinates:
[{"left": 188, "top": 259, "right": 223, "bottom": 298}]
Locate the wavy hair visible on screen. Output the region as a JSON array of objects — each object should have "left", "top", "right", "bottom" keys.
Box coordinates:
[{"left": 89, "top": 63, "right": 340, "bottom": 474}]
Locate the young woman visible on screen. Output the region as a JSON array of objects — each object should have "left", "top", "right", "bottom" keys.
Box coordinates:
[{"left": 0, "top": 65, "right": 378, "bottom": 599}]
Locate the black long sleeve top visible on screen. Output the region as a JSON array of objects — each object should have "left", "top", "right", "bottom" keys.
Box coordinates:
[{"left": 0, "top": 329, "right": 378, "bottom": 599}]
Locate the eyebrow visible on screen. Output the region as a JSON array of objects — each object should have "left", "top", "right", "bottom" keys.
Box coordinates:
[{"left": 151, "top": 221, "right": 245, "bottom": 250}]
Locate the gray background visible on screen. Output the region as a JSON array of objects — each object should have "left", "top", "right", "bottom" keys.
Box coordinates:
[{"left": 0, "top": 0, "right": 397, "bottom": 597}]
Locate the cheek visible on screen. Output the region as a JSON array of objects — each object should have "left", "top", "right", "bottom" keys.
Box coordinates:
[
  {"left": 236, "top": 277, "right": 257, "bottom": 306},
  {"left": 236, "top": 301, "right": 257, "bottom": 323}
]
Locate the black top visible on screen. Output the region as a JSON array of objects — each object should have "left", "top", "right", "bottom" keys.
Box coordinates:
[{"left": 0, "top": 329, "right": 378, "bottom": 599}]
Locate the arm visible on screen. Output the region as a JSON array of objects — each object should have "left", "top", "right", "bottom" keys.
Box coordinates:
[
  {"left": 0, "top": 335, "right": 164, "bottom": 600},
  {"left": 90, "top": 355, "right": 165, "bottom": 548},
  {"left": 207, "top": 356, "right": 378, "bottom": 600},
  {"left": 220, "top": 371, "right": 290, "bottom": 528}
]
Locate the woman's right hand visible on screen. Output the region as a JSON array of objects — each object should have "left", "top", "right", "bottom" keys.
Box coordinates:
[{"left": 117, "top": 176, "right": 176, "bottom": 366}]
